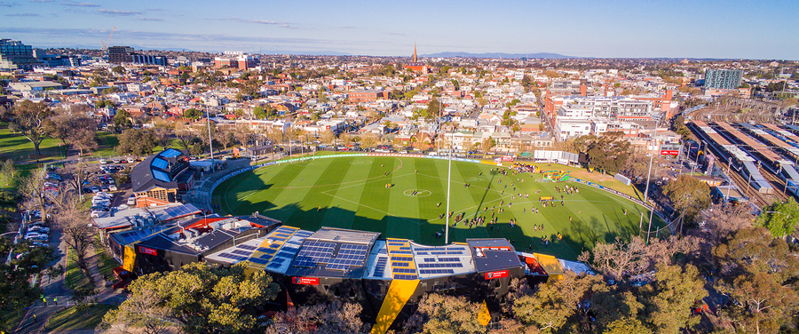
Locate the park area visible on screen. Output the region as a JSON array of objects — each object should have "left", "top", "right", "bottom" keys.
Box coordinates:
[{"left": 212, "top": 155, "right": 660, "bottom": 260}]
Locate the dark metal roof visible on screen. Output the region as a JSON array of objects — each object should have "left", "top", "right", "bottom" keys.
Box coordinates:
[
  {"left": 467, "top": 238, "right": 525, "bottom": 273},
  {"left": 131, "top": 148, "right": 189, "bottom": 193}
]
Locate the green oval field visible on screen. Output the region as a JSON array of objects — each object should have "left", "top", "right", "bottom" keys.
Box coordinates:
[{"left": 212, "top": 156, "right": 656, "bottom": 259}]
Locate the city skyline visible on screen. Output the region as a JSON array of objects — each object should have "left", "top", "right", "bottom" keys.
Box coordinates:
[{"left": 0, "top": 0, "right": 797, "bottom": 59}]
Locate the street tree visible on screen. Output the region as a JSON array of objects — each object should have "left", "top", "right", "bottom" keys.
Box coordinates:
[
  {"left": 62, "top": 162, "right": 92, "bottom": 196},
  {"left": 52, "top": 191, "right": 95, "bottom": 282},
  {"left": 8, "top": 100, "right": 55, "bottom": 156},
  {"left": 215, "top": 126, "right": 237, "bottom": 150},
  {"left": 20, "top": 168, "right": 49, "bottom": 222},
  {"left": 359, "top": 133, "right": 379, "bottom": 149}
]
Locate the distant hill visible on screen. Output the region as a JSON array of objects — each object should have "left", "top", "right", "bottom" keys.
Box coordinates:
[{"left": 422, "top": 52, "right": 572, "bottom": 59}]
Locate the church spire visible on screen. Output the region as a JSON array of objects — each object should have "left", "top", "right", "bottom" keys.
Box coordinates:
[{"left": 412, "top": 43, "right": 418, "bottom": 62}]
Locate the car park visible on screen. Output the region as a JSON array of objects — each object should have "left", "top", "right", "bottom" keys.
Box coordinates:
[{"left": 28, "top": 226, "right": 50, "bottom": 233}]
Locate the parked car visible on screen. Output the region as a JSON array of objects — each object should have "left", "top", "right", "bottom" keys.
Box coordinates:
[
  {"left": 127, "top": 195, "right": 136, "bottom": 206},
  {"left": 28, "top": 226, "right": 50, "bottom": 233}
]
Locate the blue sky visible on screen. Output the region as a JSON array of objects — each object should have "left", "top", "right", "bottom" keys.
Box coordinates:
[{"left": 1, "top": 0, "right": 797, "bottom": 59}]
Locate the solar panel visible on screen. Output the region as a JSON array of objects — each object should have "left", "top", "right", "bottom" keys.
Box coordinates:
[
  {"left": 270, "top": 257, "right": 285, "bottom": 264},
  {"left": 274, "top": 251, "right": 295, "bottom": 258},
  {"left": 391, "top": 256, "right": 413, "bottom": 262},
  {"left": 159, "top": 148, "right": 183, "bottom": 158},
  {"left": 238, "top": 244, "right": 257, "bottom": 250},
  {"left": 267, "top": 262, "right": 283, "bottom": 269},
  {"left": 438, "top": 257, "right": 461, "bottom": 262},
  {"left": 419, "top": 269, "right": 455, "bottom": 275},
  {"left": 393, "top": 268, "right": 416, "bottom": 274},
  {"left": 394, "top": 274, "right": 418, "bottom": 280},
  {"left": 248, "top": 257, "right": 268, "bottom": 265},
  {"left": 391, "top": 250, "right": 413, "bottom": 254},
  {"left": 423, "top": 258, "right": 436, "bottom": 262},
  {"left": 151, "top": 157, "right": 169, "bottom": 170},
  {"left": 418, "top": 263, "right": 463, "bottom": 268},
  {"left": 218, "top": 253, "right": 246, "bottom": 261},
  {"left": 232, "top": 249, "right": 251, "bottom": 256},
  {"left": 152, "top": 170, "right": 171, "bottom": 182},
  {"left": 373, "top": 257, "right": 387, "bottom": 276},
  {"left": 392, "top": 262, "right": 410, "bottom": 267},
  {"left": 163, "top": 205, "right": 198, "bottom": 217}
]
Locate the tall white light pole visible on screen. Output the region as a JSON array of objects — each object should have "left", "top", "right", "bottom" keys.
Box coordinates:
[{"left": 444, "top": 111, "right": 452, "bottom": 244}]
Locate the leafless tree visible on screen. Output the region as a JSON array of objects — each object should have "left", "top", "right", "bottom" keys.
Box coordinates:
[
  {"left": 20, "top": 168, "right": 49, "bottom": 222},
  {"left": 61, "top": 162, "right": 93, "bottom": 197},
  {"left": 52, "top": 191, "right": 95, "bottom": 281}
]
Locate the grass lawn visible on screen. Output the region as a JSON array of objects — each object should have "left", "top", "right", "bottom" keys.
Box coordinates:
[
  {"left": 213, "top": 155, "right": 660, "bottom": 260},
  {"left": 94, "top": 236, "right": 120, "bottom": 282},
  {"left": 0, "top": 126, "right": 66, "bottom": 164},
  {"left": 44, "top": 304, "right": 114, "bottom": 332},
  {"left": 0, "top": 307, "right": 27, "bottom": 333},
  {"left": 86, "top": 132, "right": 120, "bottom": 158},
  {"left": 64, "top": 248, "right": 94, "bottom": 293}
]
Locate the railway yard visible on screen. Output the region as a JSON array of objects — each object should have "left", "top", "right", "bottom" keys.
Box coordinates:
[{"left": 687, "top": 119, "right": 798, "bottom": 208}]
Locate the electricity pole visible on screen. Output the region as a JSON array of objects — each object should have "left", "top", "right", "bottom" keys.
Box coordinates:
[{"left": 206, "top": 110, "right": 214, "bottom": 161}]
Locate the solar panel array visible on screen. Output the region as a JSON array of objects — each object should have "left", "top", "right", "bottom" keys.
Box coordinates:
[
  {"left": 372, "top": 257, "right": 388, "bottom": 277},
  {"left": 162, "top": 204, "right": 200, "bottom": 219},
  {"left": 385, "top": 239, "right": 417, "bottom": 280},
  {"left": 245, "top": 226, "right": 304, "bottom": 271},
  {"left": 412, "top": 242, "right": 474, "bottom": 279},
  {"left": 291, "top": 240, "right": 370, "bottom": 272}
]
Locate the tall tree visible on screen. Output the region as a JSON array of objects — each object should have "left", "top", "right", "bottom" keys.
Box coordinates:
[
  {"left": 8, "top": 100, "right": 55, "bottom": 156},
  {"left": 756, "top": 198, "right": 799, "bottom": 238},
  {"left": 405, "top": 293, "right": 487, "bottom": 334},
  {"left": 112, "top": 109, "right": 133, "bottom": 132},
  {"left": 116, "top": 128, "right": 159, "bottom": 156},
  {"left": 574, "top": 132, "right": 632, "bottom": 174},
  {"left": 513, "top": 272, "right": 603, "bottom": 332},
  {"left": 102, "top": 262, "right": 280, "bottom": 334},
  {"left": 266, "top": 301, "right": 369, "bottom": 334},
  {"left": 641, "top": 264, "right": 708, "bottom": 333},
  {"left": 46, "top": 107, "right": 98, "bottom": 155},
  {"left": 52, "top": 191, "right": 94, "bottom": 283},
  {"left": 662, "top": 175, "right": 711, "bottom": 222},
  {"left": 183, "top": 108, "right": 204, "bottom": 121},
  {"left": 20, "top": 168, "right": 49, "bottom": 222}
]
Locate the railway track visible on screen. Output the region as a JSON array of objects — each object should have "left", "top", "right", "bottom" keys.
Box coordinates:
[
  {"left": 761, "top": 168, "right": 791, "bottom": 202},
  {"left": 721, "top": 162, "right": 771, "bottom": 208}
]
